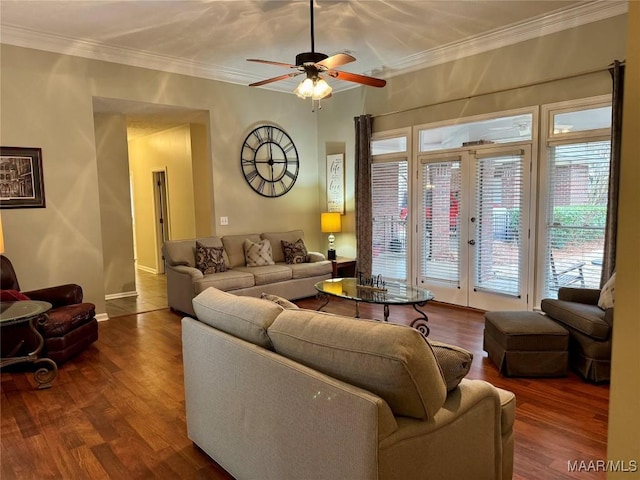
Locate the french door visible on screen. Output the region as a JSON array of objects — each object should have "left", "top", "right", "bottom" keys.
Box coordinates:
[{"left": 416, "top": 145, "right": 531, "bottom": 310}]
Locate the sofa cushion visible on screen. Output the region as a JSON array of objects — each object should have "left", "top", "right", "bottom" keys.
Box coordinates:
[
  {"left": 193, "top": 270, "right": 255, "bottom": 294},
  {"left": 261, "top": 230, "right": 306, "bottom": 263},
  {"left": 287, "top": 261, "right": 332, "bottom": 279},
  {"left": 192, "top": 287, "right": 283, "bottom": 349},
  {"left": 429, "top": 341, "right": 473, "bottom": 391},
  {"left": 598, "top": 272, "right": 616, "bottom": 310},
  {"left": 42, "top": 303, "right": 96, "bottom": 337},
  {"left": 281, "top": 238, "right": 309, "bottom": 264},
  {"left": 243, "top": 239, "right": 275, "bottom": 267},
  {"left": 267, "top": 309, "right": 447, "bottom": 420},
  {"left": 541, "top": 299, "right": 610, "bottom": 340},
  {"left": 195, "top": 242, "right": 226, "bottom": 274},
  {"left": 234, "top": 265, "right": 292, "bottom": 285},
  {"left": 222, "top": 234, "right": 261, "bottom": 268}
]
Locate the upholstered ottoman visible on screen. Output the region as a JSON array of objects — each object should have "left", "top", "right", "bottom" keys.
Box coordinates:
[{"left": 484, "top": 311, "right": 569, "bottom": 377}]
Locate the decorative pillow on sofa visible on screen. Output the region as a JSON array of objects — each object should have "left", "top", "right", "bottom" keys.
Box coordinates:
[
  {"left": 429, "top": 340, "right": 473, "bottom": 391},
  {"left": 281, "top": 238, "right": 309, "bottom": 264},
  {"left": 598, "top": 272, "right": 616, "bottom": 310},
  {"left": 243, "top": 239, "right": 275, "bottom": 267},
  {"left": 0, "top": 289, "right": 30, "bottom": 302},
  {"left": 260, "top": 293, "right": 299, "bottom": 310},
  {"left": 195, "top": 242, "right": 226, "bottom": 274}
]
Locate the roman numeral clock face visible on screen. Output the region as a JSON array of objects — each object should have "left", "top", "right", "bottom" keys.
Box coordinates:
[{"left": 241, "top": 125, "right": 300, "bottom": 197}]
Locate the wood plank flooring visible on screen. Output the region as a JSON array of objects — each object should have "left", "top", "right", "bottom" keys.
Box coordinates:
[{"left": 1, "top": 297, "right": 609, "bottom": 480}]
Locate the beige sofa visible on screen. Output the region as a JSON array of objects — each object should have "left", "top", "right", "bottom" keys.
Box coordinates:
[
  {"left": 162, "top": 230, "right": 332, "bottom": 316},
  {"left": 182, "top": 287, "right": 516, "bottom": 480}
]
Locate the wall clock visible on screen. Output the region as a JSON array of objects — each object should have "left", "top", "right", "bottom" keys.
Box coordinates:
[{"left": 240, "top": 125, "right": 299, "bottom": 197}]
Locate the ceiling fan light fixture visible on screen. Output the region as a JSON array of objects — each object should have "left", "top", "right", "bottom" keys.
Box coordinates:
[
  {"left": 311, "top": 77, "right": 332, "bottom": 100},
  {"left": 294, "top": 77, "right": 315, "bottom": 98},
  {"left": 293, "top": 75, "right": 332, "bottom": 100}
]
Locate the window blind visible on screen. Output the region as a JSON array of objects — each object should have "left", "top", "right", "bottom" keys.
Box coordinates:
[
  {"left": 371, "top": 160, "right": 408, "bottom": 281},
  {"left": 544, "top": 141, "right": 610, "bottom": 298},
  {"left": 474, "top": 154, "right": 524, "bottom": 297},
  {"left": 419, "top": 161, "right": 461, "bottom": 284}
]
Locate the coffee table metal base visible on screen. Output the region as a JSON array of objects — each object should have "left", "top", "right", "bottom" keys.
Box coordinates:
[{"left": 316, "top": 292, "right": 431, "bottom": 338}]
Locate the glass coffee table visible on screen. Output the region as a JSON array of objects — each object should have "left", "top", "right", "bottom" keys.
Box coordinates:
[
  {"left": 314, "top": 277, "right": 435, "bottom": 337},
  {"left": 0, "top": 300, "right": 58, "bottom": 389}
]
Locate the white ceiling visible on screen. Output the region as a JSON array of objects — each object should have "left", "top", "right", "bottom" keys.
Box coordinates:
[
  {"left": 0, "top": 0, "right": 626, "bottom": 137},
  {"left": 0, "top": 0, "right": 626, "bottom": 92}
]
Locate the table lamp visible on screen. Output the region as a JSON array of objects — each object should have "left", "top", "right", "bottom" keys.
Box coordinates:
[{"left": 321, "top": 212, "right": 341, "bottom": 260}]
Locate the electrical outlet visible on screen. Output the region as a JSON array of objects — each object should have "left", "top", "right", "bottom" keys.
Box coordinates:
[{"left": 220, "top": 216, "right": 229, "bottom": 226}]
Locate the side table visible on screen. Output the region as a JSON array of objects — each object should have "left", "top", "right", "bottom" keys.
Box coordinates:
[
  {"left": 0, "top": 300, "right": 58, "bottom": 389},
  {"left": 332, "top": 257, "right": 357, "bottom": 278}
]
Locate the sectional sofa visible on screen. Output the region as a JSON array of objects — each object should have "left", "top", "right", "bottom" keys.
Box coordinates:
[
  {"left": 182, "top": 287, "right": 516, "bottom": 480},
  {"left": 162, "top": 230, "right": 332, "bottom": 316}
]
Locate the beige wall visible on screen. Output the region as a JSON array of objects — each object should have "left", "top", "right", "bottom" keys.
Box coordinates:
[
  {"left": 607, "top": 3, "right": 640, "bottom": 477},
  {"left": 94, "top": 113, "right": 136, "bottom": 297},
  {"left": 190, "top": 123, "right": 214, "bottom": 238},
  {"left": 0, "top": 44, "right": 322, "bottom": 315}
]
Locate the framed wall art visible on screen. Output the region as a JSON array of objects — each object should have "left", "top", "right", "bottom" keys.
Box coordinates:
[
  {"left": 326, "top": 153, "right": 344, "bottom": 214},
  {"left": 0, "top": 147, "right": 46, "bottom": 208}
]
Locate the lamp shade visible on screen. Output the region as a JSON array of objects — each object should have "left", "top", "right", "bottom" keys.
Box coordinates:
[
  {"left": 0, "top": 212, "right": 4, "bottom": 254},
  {"left": 321, "top": 212, "right": 342, "bottom": 233}
]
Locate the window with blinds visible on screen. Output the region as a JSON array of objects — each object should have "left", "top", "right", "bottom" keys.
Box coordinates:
[
  {"left": 543, "top": 140, "right": 610, "bottom": 298},
  {"left": 474, "top": 153, "right": 524, "bottom": 297},
  {"left": 419, "top": 160, "right": 461, "bottom": 284},
  {"left": 371, "top": 160, "right": 408, "bottom": 281}
]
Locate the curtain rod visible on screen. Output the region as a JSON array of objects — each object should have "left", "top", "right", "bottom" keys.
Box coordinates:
[{"left": 373, "top": 61, "right": 625, "bottom": 119}]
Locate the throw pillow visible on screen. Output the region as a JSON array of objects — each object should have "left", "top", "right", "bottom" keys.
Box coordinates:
[
  {"left": 244, "top": 239, "right": 275, "bottom": 267},
  {"left": 598, "top": 272, "right": 616, "bottom": 310},
  {"left": 281, "top": 238, "right": 309, "bottom": 264},
  {"left": 195, "top": 242, "right": 226, "bottom": 274},
  {"left": 429, "top": 340, "right": 473, "bottom": 392},
  {"left": 0, "top": 289, "right": 30, "bottom": 302},
  {"left": 260, "top": 293, "right": 299, "bottom": 309}
]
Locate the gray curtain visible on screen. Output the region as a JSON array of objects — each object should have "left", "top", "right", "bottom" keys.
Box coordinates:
[
  {"left": 601, "top": 60, "right": 625, "bottom": 286},
  {"left": 354, "top": 114, "right": 373, "bottom": 278}
]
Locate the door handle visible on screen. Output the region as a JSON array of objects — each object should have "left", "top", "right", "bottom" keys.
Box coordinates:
[{"left": 468, "top": 239, "right": 476, "bottom": 245}]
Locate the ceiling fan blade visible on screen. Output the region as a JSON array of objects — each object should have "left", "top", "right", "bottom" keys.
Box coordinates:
[
  {"left": 328, "top": 70, "right": 387, "bottom": 88},
  {"left": 247, "top": 58, "right": 298, "bottom": 69},
  {"left": 316, "top": 53, "right": 356, "bottom": 70},
  {"left": 249, "top": 72, "right": 303, "bottom": 87}
]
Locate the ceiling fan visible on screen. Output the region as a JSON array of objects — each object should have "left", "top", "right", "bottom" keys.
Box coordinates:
[{"left": 247, "top": 0, "right": 386, "bottom": 101}]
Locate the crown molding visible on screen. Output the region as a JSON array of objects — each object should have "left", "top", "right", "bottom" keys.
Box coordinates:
[
  {"left": 0, "top": 0, "right": 628, "bottom": 92},
  {"left": 378, "top": 0, "right": 628, "bottom": 78}
]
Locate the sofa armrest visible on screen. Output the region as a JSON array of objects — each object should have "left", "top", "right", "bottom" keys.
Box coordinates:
[
  {"left": 557, "top": 287, "right": 600, "bottom": 305},
  {"left": 308, "top": 251, "right": 326, "bottom": 263},
  {"left": 24, "top": 284, "right": 83, "bottom": 308},
  {"left": 379, "top": 379, "right": 514, "bottom": 480},
  {"left": 169, "top": 264, "right": 204, "bottom": 280}
]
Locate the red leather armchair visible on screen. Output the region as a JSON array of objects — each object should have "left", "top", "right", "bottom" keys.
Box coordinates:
[{"left": 0, "top": 255, "right": 98, "bottom": 364}]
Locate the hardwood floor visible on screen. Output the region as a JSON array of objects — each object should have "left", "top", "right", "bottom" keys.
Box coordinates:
[
  {"left": 105, "top": 270, "right": 168, "bottom": 318},
  {"left": 1, "top": 297, "right": 609, "bottom": 479}
]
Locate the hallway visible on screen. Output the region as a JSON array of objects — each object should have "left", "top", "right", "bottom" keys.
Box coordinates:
[{"left": 105, "top": 269, "right": 168, "bottom": 318}]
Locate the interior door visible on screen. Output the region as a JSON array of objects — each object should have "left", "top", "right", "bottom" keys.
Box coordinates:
[{"left": 416, "top": 145, "right": 531, "bottom": 311}]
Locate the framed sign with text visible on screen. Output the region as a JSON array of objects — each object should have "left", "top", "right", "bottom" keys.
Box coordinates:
[{"left": 326, "top": 153, "right": 344, "bottom": 213}]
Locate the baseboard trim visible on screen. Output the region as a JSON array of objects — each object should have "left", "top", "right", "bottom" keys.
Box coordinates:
[
  {"left": 136, "top": 265, "right": 159, "bottom": 274},
  {"left": 96, "top": 313, "right": 109, "bottom": 322},
  {"left": 105, "top": 291, "right": 138, "bottom": 301}
]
